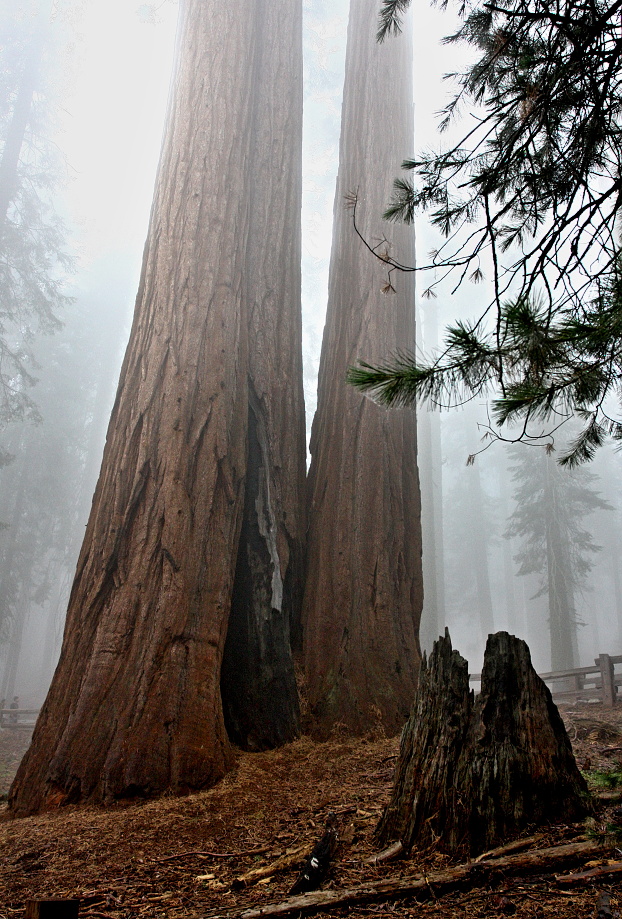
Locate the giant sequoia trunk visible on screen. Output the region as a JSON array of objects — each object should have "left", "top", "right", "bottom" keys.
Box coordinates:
[
  {"left": 302, "top": 0, "right": 423, "bottom": 737},
  {"left": 219, "top": 0, "right": 305, "bottom": 752},
  {"left": 9, "top": 0, "right": 305, "bottom": 815}
]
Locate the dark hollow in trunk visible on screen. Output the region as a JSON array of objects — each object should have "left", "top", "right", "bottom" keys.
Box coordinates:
[
  {"left": 221, "top": 397, "right": 300, "bottom": 751},
  {"left": 377, "top": 630, "right": 590, "bottom": 856}
]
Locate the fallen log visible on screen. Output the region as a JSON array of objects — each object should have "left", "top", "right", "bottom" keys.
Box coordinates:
[
  {"left": 229, "top": 839, "right": 602, "bottom": 919},
  {"left": 365, "top": 841, "right": 404, "bottom": 866},
  {"left": 555, "top": 860, "right": 622, "bottom": 885},
  {"left": 232, "top": 844, "right": 313, "bottom": 888},
  {"left": 473, "top": 834, "right": 543, "bottom": 863}
]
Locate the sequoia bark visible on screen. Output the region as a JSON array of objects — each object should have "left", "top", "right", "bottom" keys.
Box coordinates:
[
  {"left": 9, "top": 0, "right": 305, "bottom": 815},
  {"left": 302, "top": 0, "right": 423, "bottom": 736},
  {"left": 220, "top": 0, "right": 305, "bottom": 751}
]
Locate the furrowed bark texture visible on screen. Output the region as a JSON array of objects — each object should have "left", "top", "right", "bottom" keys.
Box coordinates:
[
  {"left": 377, "top": 631, "right": 590, "bottom": 855},
  {"left": 220, "top": 0, "right": 305, "bottom": 751},
  {"left": 9, "top": 0, "right": 305, "bottom": 815},
  {"left": 302, "top": 0, "right": 423, "bottom": 737}
]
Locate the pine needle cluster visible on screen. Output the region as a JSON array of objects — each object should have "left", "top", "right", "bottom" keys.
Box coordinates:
[{"left": 350, "top": 0, "right": 622, "bottom": 464}]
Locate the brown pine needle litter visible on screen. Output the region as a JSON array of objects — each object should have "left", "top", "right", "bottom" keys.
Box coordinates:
[{"left": 1, "top": 706, "right": 622, "bottom": 918}]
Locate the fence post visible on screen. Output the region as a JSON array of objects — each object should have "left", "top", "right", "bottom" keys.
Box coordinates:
[{"left": 598, "top": 654, "right": 617, "bottom": 707}]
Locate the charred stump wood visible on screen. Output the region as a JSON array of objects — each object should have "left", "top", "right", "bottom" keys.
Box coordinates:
[
  {"left": 377, "top": 631, "right": 590, "bottom": 856},
  {"left": 289, "top": 814, "right": 339, "bottom": 895},
  {"left": 376, "top": 627, "right": 472, "bottom": 853},
  {"left": 25, "top": 903, "right": 79, "bottom": 919}
]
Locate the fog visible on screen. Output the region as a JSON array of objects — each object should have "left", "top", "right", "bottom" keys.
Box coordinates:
[{"left": 1, "top": 0, "right": 620, "bottom": 711}]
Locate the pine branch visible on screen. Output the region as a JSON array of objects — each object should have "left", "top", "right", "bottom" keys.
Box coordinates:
[{"left": 377, "top": 0, "right": 412, "bottom": 42}]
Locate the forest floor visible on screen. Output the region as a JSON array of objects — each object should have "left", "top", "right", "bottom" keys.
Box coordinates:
[{"left": 0, "top": 704, "right": 622, "bottom": 919}]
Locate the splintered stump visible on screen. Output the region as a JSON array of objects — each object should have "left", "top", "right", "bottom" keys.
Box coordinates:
[{"left": 377, "top": 631, "right": 590, "bottom": 855}]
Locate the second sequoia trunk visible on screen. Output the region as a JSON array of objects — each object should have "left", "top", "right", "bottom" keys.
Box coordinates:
[
  {"left": 302, "top": 0, "right": 423, "bottom": 738},
  {"left": 377, "top": 631, "right": 590, "bottom": 855}
]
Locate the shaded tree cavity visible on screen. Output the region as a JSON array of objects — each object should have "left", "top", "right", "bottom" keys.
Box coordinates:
[{"left": 221, "top": 390, "right": 300, "bottom": 751}]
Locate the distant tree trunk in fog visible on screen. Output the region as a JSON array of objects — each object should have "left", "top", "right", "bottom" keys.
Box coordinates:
[
  {"left": 9, "top": 0, "right": 305, "bottom": 816},
  {"left": 500, "top": 457, "right": 522, "bottom": 635},
  {"left": 302, "top": 0, "right": 423, "bottom": 737},
  {"left": 611, "top": 543, "right": 622, "bottom": 651},
  {"left": 544, "top": 455, "right": 577, "bottom": 671},
  {"left": 418, "top": 301, "right": 445, "bottom": 652},
  {"left": 1, "top": 583, "right": 27, "bottom": 702},
  {"left": 0, "top": 484, "right": 27, "bottom": 702},
  {"left": 508, "top": 447, "right": 607, "bottom": 673},
  {"left": 0, "top": 22, "right": 42, "bottom": 224},
  {"left": 464, "top": 462, "right": 495, "bottom": 643}
]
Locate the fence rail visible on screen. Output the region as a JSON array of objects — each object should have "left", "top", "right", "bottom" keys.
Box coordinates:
[
  {"left": 2, "top": 654, "right": 621, "bottom": 728},
  {"left": 469, "top": 653, "right": 622, "bottom": 707},
  {"left": 0, "top": 708, "right": 39, "bottom": 729}
]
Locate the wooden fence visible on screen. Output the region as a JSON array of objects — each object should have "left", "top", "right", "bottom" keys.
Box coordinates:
[
  {"left": 0, "top": 708, "right": 39, "bottom": 729},
  {"left": 470, "top": 653, "right": 622, "bottom": 707},
  {"left": 1, "top": 654, "right": 620, "bottom": 728}
]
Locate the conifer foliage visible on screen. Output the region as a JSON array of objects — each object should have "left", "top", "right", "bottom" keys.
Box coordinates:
[
  {"left": 506, "top": 444, "right": 610, "bottom": 669},
  {"left": 349, "top": 0, "right": 622, "bottom": 464},
  {"left": 0, "top": 2, "right": 73, "bottom": 450}
]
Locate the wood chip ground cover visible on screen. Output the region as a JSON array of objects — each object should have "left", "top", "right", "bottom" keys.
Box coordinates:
[{"left": 0, "top": 705, "right": 621, "bottom": 918}]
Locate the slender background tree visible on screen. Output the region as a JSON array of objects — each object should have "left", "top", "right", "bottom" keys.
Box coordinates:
[
  {"left": 507, "top": 444, "right": 610, "bottom": 670},
  {"left": 0, "top": 0, "right": 74, "bottom": 461}
]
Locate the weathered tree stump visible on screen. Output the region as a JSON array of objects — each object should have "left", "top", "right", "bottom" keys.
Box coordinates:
[{"left": 377, "top": 631, "right": 590, "bottom": 855}]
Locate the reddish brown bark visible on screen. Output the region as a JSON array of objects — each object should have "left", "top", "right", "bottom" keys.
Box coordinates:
[
  {"left": 220, "top": 0, "right": 306, "bottom": 752},
  {"left": 8, "top": 0, "right": 305, "bottom": 815},
  {"left": 301, "top": 0, "right": 423, "bottom": 737}
]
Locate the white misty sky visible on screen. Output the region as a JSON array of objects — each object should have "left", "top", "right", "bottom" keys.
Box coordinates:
[
  {"left": 60, "top": 0, "right": 178, "bottom": 267},
  {"left": 58, "top": 0, "right": 465, "bottom": 419}
]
